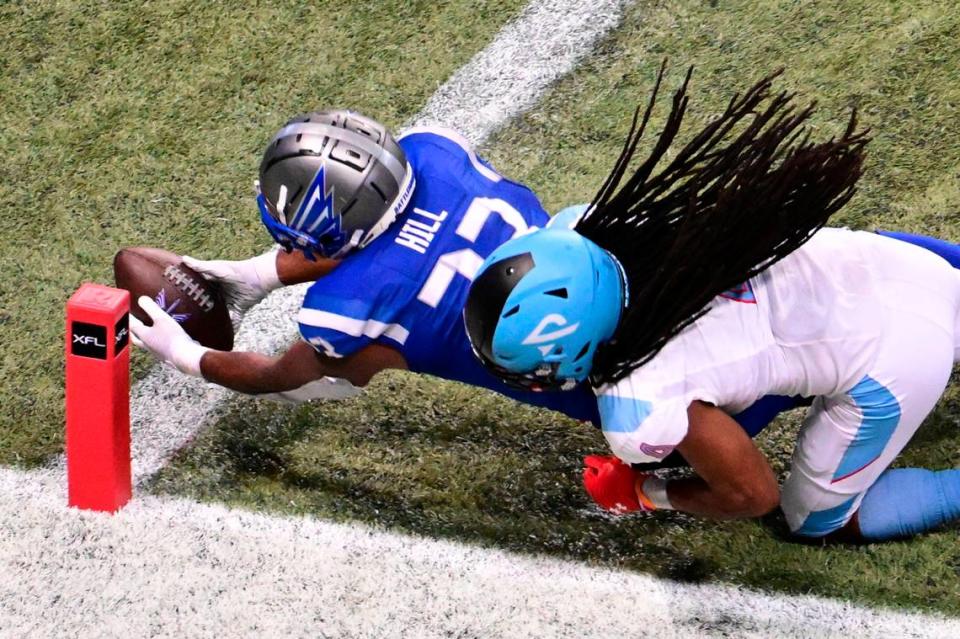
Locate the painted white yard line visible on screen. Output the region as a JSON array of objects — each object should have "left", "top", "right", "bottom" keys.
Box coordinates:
[
  {"left": 1, "top": 466, "right": 956, "bottom": 639},
  {"left": 125, "top": 282, "right": 311, "bottom": 482},
  {"left": 409, "top": 0, "right": 630, "bottom": 143},
  {"left": 118, "top": 0, "right": 632, "bottom": 485}
]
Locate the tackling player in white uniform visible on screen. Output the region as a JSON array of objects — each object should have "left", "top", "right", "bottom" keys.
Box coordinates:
[
  {"left": 593, "top": 228, "right": 960, "bottom": 536},
  {"left": 464, "top": 65, "right": 960, "bottom": 542}
]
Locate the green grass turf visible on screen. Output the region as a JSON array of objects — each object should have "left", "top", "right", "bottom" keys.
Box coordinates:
[
  {"left": 0, "top": 0, "right": 528, "bottom": 465},
  {"left": 151, "top": 0, "right": 960, "bottom": 615},
  {"left": 4, "top": 0, "right": 960, "bottom": 616}
]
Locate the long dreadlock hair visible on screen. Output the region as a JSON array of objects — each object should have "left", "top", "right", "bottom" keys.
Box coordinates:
[{"left": 576, "top": 62, "right": 870, "bottom": 386}]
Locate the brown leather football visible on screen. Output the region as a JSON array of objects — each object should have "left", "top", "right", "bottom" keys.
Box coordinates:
[{"left": 113, "top": 246, "right": 234, "bottom": 351}]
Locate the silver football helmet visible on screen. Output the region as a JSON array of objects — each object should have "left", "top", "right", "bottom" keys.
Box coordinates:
[{"left": 256, "top": 110, "right": 415, "bottom": 259}]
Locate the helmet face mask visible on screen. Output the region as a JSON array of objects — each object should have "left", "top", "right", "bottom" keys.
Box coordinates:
[
  {"left": 256, "top": 110, "right": 414, "bottom": 259},
  {"left": 473, "top": 354, "right": 579, "bottom": 392}
]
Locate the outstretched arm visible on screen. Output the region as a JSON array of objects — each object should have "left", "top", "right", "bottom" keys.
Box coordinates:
[
  {"left": 129, "top": 295, "right": 407, "bottom": 393},
  {"left": 200, "top": 340, "right": 407, "bottom": 393},
  {"left": 182, "top": 249, "right": 340, "bottom": 319},
  {"left": 275, "top": 250, "right": 340, "bottom": 285}
]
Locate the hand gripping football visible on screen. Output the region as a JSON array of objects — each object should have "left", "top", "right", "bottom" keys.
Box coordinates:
[{"left": 113, "top": 247, "right": 234, "bottom": 351}]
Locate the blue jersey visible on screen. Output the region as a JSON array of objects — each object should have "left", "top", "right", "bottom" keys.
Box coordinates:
[{"left": 297, "top": 127, "right": 601, "bottom": 423}]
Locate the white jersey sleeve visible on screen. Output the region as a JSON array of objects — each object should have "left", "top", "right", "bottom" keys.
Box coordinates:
[
  {"left": 593, "top": 279, "right": 778, "bottom": 464},
  {"left": 596, "top": 384, "right": 691, "bottom": 464}
]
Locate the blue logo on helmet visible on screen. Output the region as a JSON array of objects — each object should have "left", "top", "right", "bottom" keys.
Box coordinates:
[{"left": 257, "top": 165, "right": 348, "bottom": 259}]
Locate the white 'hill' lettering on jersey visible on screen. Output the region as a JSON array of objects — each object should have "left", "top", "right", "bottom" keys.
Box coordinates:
[{"left": 395, "top": 207, "right": 449, "bottom": 254}]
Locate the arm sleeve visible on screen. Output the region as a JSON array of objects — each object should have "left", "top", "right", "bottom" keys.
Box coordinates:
[
  {"left": 298, "top": 267, "right": 411, "bottom": 359},
  {"left": 597, "top": 391, "right": 691, "bottom": 465}
]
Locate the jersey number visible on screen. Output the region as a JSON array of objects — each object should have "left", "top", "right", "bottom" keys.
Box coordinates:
[{"left": 416, "top": 197, "right": 531, "bottom": 308}]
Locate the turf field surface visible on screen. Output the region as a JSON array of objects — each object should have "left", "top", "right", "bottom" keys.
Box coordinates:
[
  {"left": 155, "top": 0, "right": 960, "bottom": 615},
  {"left": 2, "top": 0, "right": 960, "bottom": 626},
  {"left": 0, "top": 0, "right": 531, "bottom": 465}
]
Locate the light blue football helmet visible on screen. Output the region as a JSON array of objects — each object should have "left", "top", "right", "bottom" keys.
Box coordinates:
[
  {"left": 546, "top": 203, "right": 589, "bottom": 230},
  {"left": 463, "top": 225, "right": 627, "bottom": 391}
]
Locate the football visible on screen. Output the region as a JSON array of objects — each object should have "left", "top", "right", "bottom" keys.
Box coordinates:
[{"left": 113, "top": 246, "right": 234, "bottom": 351}]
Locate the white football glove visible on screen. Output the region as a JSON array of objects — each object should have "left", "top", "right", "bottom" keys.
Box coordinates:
[
  {"left": 182, "top": 249, "right": 283, "bottom": 321},
  {"left": 129, "top": 296, "right": 209, "bottom": 377}
]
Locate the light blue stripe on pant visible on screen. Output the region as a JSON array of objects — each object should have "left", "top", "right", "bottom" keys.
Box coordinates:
[{"left": 796, "top": 376, "right": 900, "bottom": 537}]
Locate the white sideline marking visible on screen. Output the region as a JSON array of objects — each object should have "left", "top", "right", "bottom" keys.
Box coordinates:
[
  {"left": 408, "top": 0, "right": 630, "bottom": 143},
  {"left": 114, "top": 0, "right": 632, "bottom": 485},
  {"left": 1, "top": 467, "right": 957, "bottom": 638}
]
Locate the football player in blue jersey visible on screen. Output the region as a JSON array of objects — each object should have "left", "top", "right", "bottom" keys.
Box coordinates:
[
  {"left": 130, "top": 104, "right": 960, "bottom": 495},
  {"left": 130, "top": 108, "right": 796, "bottom": 471},
  {"left": 463, "top": 66, "right": 960, "bottom": 543}
]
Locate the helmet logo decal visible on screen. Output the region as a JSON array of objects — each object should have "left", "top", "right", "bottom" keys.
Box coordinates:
[
  {"left": 291, "top": 165, "right": 338, "bottom": 235},
  {"left": 522, "top": 313, "right": 580, "bottom": 356}
]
